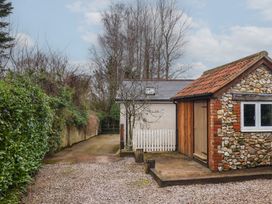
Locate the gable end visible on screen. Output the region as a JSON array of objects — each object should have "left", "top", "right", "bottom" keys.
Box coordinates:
[{"left": 213, "top": 57, "right": 272, "bottom": 97}]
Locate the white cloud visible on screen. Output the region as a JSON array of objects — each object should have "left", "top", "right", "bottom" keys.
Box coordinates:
[
  {"left": 66, "top": 0, "right": 111, "bottom": 46},
  {"left": 67, "top": 0, "right": 113, "bottom": 26},
  {"left": 185, "top": 25, "right": 272, "bottom": 73},
  {"left": 247, "top": 0, "right": 272, "bottom": 21},
  {"left": 180, "top": 0, "right": 207, "bottom": 10},
  {"left": 69, "top": 60, "right": 91, "bottom": 74},
  {"left": 66, "top": 1, "right": 83, "bottom": 13},
  {"left": 15, "top": 33, "right": 34, "bottom": 48},
  {"left": 66, "top": 0, "right": 111, "bottom": 13},
  {"left": 181, "top": 13, "right": 272, "bottom": 77},
  {"left": 81, "top": 32, "right": 99, "bottom": 46},
  {"left": 187, "top": 62, "right": 208, "bottom": 78},
  {"left": 84, "top": 11, "right": 102, "bottom": 25}
]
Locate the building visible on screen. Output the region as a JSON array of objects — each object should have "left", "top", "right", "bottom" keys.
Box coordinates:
[
  {"left": 117, "top": 80, "right": 192, "bottom": 152},
  {"left": 173, "top": 51, "right": 272, "bottom": 171}
]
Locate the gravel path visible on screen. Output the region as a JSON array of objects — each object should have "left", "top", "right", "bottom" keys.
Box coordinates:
[{"left": 22, "top": 157, "right": 272, "bottom": 204}]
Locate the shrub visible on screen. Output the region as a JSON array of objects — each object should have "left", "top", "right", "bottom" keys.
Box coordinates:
[
  {"left": 109, "top": 103, "right": 120, "bottom": 121},
  {"left": 0, "top": 79, "right": 53, "bottom": 200},
  {"left": 56, "top": 87, "right": 88, "bottom": 127},
  {"left": 46, "top": 88, "right": 88, "bottom": 154}
]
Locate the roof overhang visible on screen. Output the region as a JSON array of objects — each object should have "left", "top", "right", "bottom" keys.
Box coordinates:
[
  {"left": 115, "top": 98, "right": 173, "bottom": 103},
  {"left": 171, "top": 93, "right": 213, "bottom": 101}
]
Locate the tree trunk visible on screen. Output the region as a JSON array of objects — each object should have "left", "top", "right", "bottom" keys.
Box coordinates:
[{"left": 127, "top": 115, "right": 133, "bottom": 151}]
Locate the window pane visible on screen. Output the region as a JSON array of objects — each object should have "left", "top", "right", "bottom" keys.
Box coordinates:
[
  {"left": 244, "top": 104, "right": 255, "bottom": 127},
  {"left": 261, "top": 104, "right": 272, "bottom": 126}
]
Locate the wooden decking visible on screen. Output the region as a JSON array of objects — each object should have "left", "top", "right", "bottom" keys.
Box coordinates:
[{"left": 145, "top": 152, "right": 272, "bottom": 187}]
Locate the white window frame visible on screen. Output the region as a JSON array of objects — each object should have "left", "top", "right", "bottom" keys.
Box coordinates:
[{"left": 241, "top": 101, "right": 272, "bottom": 132}]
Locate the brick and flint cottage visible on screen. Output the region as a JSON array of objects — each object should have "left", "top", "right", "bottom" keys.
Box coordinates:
[{"left": 173, "top": 51, "right": 272, "bottom": 171}]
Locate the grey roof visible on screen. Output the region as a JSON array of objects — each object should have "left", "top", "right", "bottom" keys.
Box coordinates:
[{"left": 116, "top": 80, "right": 194, "bottom": 101}]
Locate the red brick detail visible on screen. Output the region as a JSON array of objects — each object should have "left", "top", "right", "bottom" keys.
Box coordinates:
[
  {"left": 223, "top": 163, "right": 230, "bottom": 170},
  {"left": 208, "top": 99, "right": 223, "bottom": 171},
  {"left": 233, "top": 103, "right": 241, "bottom": 132}
]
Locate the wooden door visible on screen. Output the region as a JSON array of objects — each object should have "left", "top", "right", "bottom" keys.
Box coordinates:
[
  {"left": 193, "top": 100, "right": 208, "bottom": 161},
  {"left": 177, "top": 102, "right": 193, "bottom": 157}
]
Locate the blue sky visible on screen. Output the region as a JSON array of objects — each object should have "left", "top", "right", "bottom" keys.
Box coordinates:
[{"left": 11, "top": 0, "right": 272, "bottom": 77}]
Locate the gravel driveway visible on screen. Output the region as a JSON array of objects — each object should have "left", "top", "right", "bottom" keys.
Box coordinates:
[{"left": 23, "top": 157, "right": 272, "bottom": 204}]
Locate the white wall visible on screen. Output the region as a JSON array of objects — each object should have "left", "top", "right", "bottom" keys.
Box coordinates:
[{"left": 120, "top": 102, "right": 176, "bottom": 145}]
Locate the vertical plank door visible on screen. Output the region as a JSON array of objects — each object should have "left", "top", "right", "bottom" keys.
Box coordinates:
[{"left": 193, "top": 100, "right": 208, "bottom": 161}]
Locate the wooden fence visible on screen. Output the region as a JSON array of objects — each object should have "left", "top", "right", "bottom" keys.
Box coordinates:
[{"left": 133, "top": 129, "right": 176, "bottom": 152}]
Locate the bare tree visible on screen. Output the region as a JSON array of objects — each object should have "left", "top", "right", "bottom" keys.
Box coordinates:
[
  {"left": 89, "top": 4, "right": 125, "bottom": 114},
  {"left": 90, "top": 50, "right": 121, "bottom": 115},
  {"left": 117, "top": 79, "right": 165, "bottom": 150},
  {"left": 90, "top": 0, "right": 190, "bottom": 126},
  {"left": 91, "top": 0, "right": 190, "bottom": 80},
  {"left": 158, "top": 0, "right": 189, "bottom": 79},
  {"left": 9, "top": 45, "right": 92, "bottom": 106},
  {"left": 11, "top": 46, "right": 69, "bottom": 75},
  {"left": 117, "top": 80, "right": 150, "bottom": 150}
]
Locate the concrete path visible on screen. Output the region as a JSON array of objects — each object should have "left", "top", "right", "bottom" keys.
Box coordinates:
[{"left": 44, "top": 134, "right": 120, "bottom": 164}]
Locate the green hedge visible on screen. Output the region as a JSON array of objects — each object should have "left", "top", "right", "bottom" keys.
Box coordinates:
[{"left": 0, "top": 79, "right": 53, "bottom": 199}]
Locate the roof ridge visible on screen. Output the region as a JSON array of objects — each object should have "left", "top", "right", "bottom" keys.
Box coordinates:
[
  {"left": 172, "top": 50, "right": 271, "bottom": 100},
  {"left": 203, "top": 50, "right": 268, "bottom": 75}
]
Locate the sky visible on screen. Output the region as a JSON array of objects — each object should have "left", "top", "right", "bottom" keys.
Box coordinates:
[{"left": 11, "top": 0, "right": 272, "bottom": 78}]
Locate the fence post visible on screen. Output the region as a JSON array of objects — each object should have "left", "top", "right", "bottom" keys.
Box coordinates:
[
  {"left": 120, "top": 124, "right": 124, "bottom": 150},
  {"left": 144, "top": 159, "right": 155, "bottom": 174},
  {"left": 134, "top": 149, "right": 144, "bottom": 163}
]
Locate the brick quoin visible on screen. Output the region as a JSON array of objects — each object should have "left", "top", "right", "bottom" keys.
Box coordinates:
[
  {"left": 233, "top": 103, "right": 241, "bottom": 132},
  {"left": 208, "top": 99, "right": 223, "bottom": 171}
]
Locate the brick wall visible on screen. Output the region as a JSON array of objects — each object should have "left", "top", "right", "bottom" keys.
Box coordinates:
[{"left": 209, "top": 99, "right": 223, "bottom": 171}]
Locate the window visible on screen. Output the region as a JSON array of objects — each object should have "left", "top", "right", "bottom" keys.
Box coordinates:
[
  {"left": 241, "top": 102, "right": 272, "bottom": 132},
  {"left": 261, "top": 104, "right": 272, "bottom": 126},
  {"left": 145, "top": 87, "right": 155, "bottom": 95},
  {"left": 243, "top": 104, "right": 255, "bottom": 127}
]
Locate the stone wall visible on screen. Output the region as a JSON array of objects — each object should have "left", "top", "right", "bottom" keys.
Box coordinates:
[{"left": 212, "top": 66, "right": 272, "bottom": 171}]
